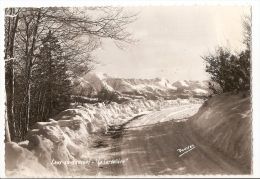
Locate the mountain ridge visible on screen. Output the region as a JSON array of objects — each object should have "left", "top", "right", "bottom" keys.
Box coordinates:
[{"left": 74, "top": 71, "right": 210, "bottom": 103}]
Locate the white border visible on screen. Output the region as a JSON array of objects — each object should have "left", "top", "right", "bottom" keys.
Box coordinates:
[{"left": 0, "top": 0, "right": 259, "bottom": 178}]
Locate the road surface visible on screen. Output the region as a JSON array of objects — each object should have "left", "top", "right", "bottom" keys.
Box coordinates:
[{"left": 75, "top": 104, "right": 248, "bottom": 176}]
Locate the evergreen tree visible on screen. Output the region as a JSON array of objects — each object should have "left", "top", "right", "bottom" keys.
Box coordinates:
[{"left": 31, "top": 31, "right": 71, "bottom": 123}]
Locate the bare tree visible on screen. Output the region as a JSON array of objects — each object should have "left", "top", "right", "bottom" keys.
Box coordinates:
[{"left": 4, "top": 8, "right": 21, "bottom": 141}]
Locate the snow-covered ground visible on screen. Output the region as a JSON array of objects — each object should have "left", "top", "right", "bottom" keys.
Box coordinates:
[
  {"left": 5, "top": 98, "right": 203, "bottom": 177},
  {"left": 125, "top": 104, "right": 201, "bottom": 128},
  {"left": 78, "top": 94, "right": 250, "bottom": 176},
  {"left": 5, "top": 93, "right": 251, "bottom": 177},
  {"left": 189, "top": 93, "right": 252, "bottom": 172}
]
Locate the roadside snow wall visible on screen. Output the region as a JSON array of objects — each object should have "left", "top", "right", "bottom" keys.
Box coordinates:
[
  {"left": 5, "top": 98, "right": 200, "bottom": 177},
  {"left": 189, "top": 93, "right": 252, "bottom": 173}
]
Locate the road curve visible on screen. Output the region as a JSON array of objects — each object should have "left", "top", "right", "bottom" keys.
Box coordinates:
[
  {"left": 77, "top": 104, "right": 248, "bottom": 176},
  {"left": 118, "top": 120, "right": 246, "bottom": 175}
]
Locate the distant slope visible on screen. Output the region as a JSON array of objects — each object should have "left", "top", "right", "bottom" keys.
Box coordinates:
[
  {"left": 77, "top": 72, "right": 210, "bottom": 102},
  {"left": 188, "top": 93, "right": 252, "bottom": 173},
  {"left": 172, "top": 80, "right": 209, "bottom": 99}
]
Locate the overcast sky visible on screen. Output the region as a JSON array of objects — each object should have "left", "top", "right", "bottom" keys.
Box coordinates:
[{"left": 93, "top": 6, "right": 250, "bottom": 82}]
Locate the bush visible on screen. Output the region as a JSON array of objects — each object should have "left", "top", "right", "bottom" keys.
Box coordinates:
[
  {"left": 202, "top": 47, "right": 250, "bottom": 94},
  {"left": 201, "top": 15, "right": 251, "bottom": 95}
]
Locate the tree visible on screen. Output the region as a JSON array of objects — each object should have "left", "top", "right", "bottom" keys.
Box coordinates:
[
  {"left": 241, "top": 14, "right": 252, "bottom": 51},
  {"left": 202, "top": 14, "right": 251, "bottom": 94},
  {"left": 4, "top": 7, "right": 138, "bottom": 141},
  {"left": 31, "top": 30, "right": 72, "bottom": 122},
  {"left": 202, "top": 46, "right": 232, "bottom": 92},
  {"left": 5, "top": 90, "right": 11, "bottom": 142},
  {"left": 4, "top": 8, "right": 21, "bottom": 141}
]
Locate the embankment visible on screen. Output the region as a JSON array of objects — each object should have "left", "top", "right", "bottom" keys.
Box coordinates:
[{"left": 188, "top": 93, "right": 252, "bottom": 173}]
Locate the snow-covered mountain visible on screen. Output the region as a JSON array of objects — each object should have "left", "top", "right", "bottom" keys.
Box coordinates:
[
  {"left": 74, "top": 72, "right": 209, "bottom": 103},
  {"left": 172, "top": 80, "right": 210, "bottom": 99}
]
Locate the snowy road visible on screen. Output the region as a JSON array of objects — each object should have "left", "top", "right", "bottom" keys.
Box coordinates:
[
  {"left": 125, "top": 104, "right": 201, "bottom": 128},
  {"left": 76, "top": 104, "right": 247, "bottom": 176}
]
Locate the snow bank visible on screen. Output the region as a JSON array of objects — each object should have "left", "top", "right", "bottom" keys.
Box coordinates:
[
  {"left": 5, "top": 142, "right": 58, "bottom": 177},
  {"left": 5, "top": 98, "right": 188, "bottom": 177},
  {"left": 189, "top": 93, "right": 252, "bottom": 173}
]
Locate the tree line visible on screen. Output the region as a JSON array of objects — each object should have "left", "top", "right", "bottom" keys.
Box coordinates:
[
  {"left": 4, "top": 7, "right": 137, "bottom": 142},
  {"left": 202, "top": 14, "right": 251, "bottom": 95}
]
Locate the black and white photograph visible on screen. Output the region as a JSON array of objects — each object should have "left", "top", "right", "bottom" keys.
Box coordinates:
[{"left": 1, "top": 0, "right": 260, "bottom": 178}]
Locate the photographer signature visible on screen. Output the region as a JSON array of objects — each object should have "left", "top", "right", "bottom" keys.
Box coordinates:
[{"left": 177, "top": 144, "right": 195, "bottom": 157}]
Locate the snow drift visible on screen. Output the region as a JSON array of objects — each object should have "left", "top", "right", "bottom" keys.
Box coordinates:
[
  {"left": 5, "top": 98, "right": 200, "bottom": 177},
  {"left": 188, "top": 93, "right": 252, "bottom": 173}
]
